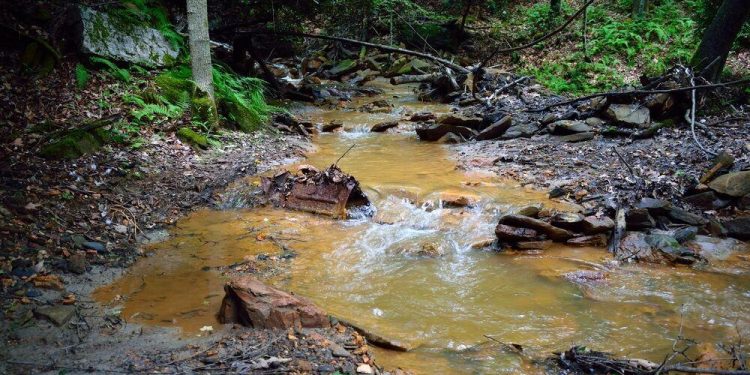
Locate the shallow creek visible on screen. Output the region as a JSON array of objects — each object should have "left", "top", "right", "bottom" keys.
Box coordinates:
[{"left": 95, "top": 79, "right": 750, "bottom": 374}]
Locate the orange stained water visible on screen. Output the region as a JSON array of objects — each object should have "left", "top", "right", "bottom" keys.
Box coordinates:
[{"left": 94, "top": 79, "right": 750, "bottom": 374}]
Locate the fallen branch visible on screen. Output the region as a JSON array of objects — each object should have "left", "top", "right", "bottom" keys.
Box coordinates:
[
  {"left": 390, "top": 72, "right": 442, "bottom": 85},
  {"left": 478, "top": 0, "right": 597, "bottom": 69},
  {"left": 237, "top": 30, "right": 469, "bottom": 74},
  {"left": 529, "top": 78, "right": 750, "bottom": 112}
]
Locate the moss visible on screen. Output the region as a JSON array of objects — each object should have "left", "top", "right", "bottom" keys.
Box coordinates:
[
  {"left": 191, "top": 96, "right": 218, "bottom": 126},
  {"left": 155, "top": 73, "right": 193, "bottom": 104},
  {"left": 40, "top": 130, "right": 103, "bottom": 159},
  {"left": 176, "top": 127, "right": 208, "bottom": 149},
  {"left": 328, "top": 59, "right": 357, "bottom": 76}
]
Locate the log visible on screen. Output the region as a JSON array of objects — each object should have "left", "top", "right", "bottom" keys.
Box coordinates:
[
  {"left": 235, "top": 30, "right": 469, "bottom": 73},
  {"left": 390, "top": 73, "right": 442, "bottom": 85}
]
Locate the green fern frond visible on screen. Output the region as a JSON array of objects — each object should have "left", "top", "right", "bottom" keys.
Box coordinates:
[
  {"left": 89, "top": 56, "right": 131, "bottom": 82},
  {"left": 75, "top": 63, "right": 90, "bottom": 89}
]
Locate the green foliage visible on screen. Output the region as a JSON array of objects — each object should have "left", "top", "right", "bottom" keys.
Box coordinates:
[
  {"left": 115, "top": 0, "right": 184, "bottom": 49},
  {"left": 522, "top": 53, "right": 624, "bottom": 94},
  {"left": 212, "top": 65, "right": 275, "bottom": 132},
  {"left": 90, "top": 56, "right": 131, "bottom": 82},
  {"left": 123, "top": 92, "right": 186, "bottom": 121},
  {"left": 75, "top": 64, "right": 90, "bottom": 89},
  {"left": 176, "top": 127, "right": 209, "bottom": 149}
]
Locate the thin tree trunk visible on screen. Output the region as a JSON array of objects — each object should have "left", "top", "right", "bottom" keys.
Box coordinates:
[
  {"left": 460, "top": 0, "right": 473, "bottom": 35},
  {"left": 632, "top": 0, "right": 647, "bottom": 18},
  {"left": 187, "top": 0, "right": 214, "bottom": 98},
  {"left": 550, "top": 0, "right": 562, "bottom": 19},
  {"left": 692, "top": 0, "right": 750, "bottom": 81}
]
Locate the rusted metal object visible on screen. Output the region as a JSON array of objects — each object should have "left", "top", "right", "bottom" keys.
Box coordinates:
[{"left": 261, "top": 165, "right": 370, "bottom": 218}]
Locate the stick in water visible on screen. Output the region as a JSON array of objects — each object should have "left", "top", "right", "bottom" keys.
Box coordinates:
[{"left": 334, "top": 144, "right": 356, "bottom": 166}]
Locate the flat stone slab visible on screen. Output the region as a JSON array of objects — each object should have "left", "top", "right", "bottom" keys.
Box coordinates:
[{"left": 34, "top": 305, "right": 75, "bottom": 326}]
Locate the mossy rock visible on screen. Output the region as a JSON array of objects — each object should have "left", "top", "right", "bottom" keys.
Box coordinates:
[
  {"left": 155, "top": 73, "right": 194, "bottom": 103},
  {"left": 40, "top": 130, "right": 104, "bottom": 159},
  {"left": 224, "top": 102, "right": 261, "bottom": 133},
  {"left": 328, "top": 59, "right": 358, "bottom": 77},
  {"left": 191, "top": 96, "right": 218, "bottom": 126},
  {"left": 385, "top": 57, "right": 409, "bottom": 77},
  {"left": 176, "top": 127, "right": 208, "bottom": 149}
]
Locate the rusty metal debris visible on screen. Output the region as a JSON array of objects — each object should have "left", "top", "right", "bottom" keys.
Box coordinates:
[{"left": 261, "top": 165, "right": 370, "bottom": 218}]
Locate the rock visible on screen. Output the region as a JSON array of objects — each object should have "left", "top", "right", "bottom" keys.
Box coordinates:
[
  {"left": 436, "top": 132, "right": 464, "bottom": 144},
  {"left": 708, "top": 171, "right": 750, "bottom": 197},
  {"left": 617, "top": 231, "right": 655, "bottom": 262},
  {"left": 328, "top": 59, "right": 358, "bottom": 77},
  {"left": 337, "top": 317, "right": 414, "bottom": 351},
  {"left": 415, "top": 123, "right": 476, "bottom": 141},
  {"left": 322, "top": 121, "right": 343, "bottom": 132},
  {"left": 548, "top": 186, "right": 569, "bottom": 199},
  {"left": 700, "top": 151, "right": 734, "bottom": 184},
  {"left": 540, "top": 113, "right": 558, "bottom": 125},
  {"left": 723, "top": 217, "right": 750, "bottom": 240},
  {"left": 646, "top": 233, "right": 701, "bottom": 264},
  {"left": 436, "top": 113, "right": 484, "bottom": 130},
  {"left": 605, "top": 104, "right": 650, "bottom": 127},
  {"left": 357, "top": 364, "right": 374, "bottom": 374},
  {"left": 708, "top": 219, "right": 728, "bottom": 237},
  {"left": 40, "top": 129, "right": 107, "bottom": 159},
  {"left": 498, "top": 214, "right": 574, "bottom": 241},
  {"left": 370, "top": 121, "right": 398, "bottom": 132},
  {"left": 625, "top": 208, "right": 655, "bottom": 230},
  {"left": 470, "top": 238, "right": 495, "bottom": 250},
  {"left": 555, "top": 132, "right": 594, "bottom": 143},
  {"left": 637, "top": 198, "right": 672, "bottom": 215},
  {"left": 218, "top": 275, "right": 330, "bottom": 329},
  {"left": 739, "top": 194, "right": 750, "bottom": 210},
  {"left": 550, "top": 212, "right": 585, "bottom": 231},
  {"left": 673, "top": 226, "right": 698, "bottom": 243},
  {"left": 495, "top": 224, "right": 539, "bottom": 242},
  {"left": 566, "top": 234, "right": 608, "bottom": 247},
  {"left": 515, "top": 240, "right": 552, "bottom": 250},
  {"left": 548, "top": 120, "right": 592, "bottom": 135},
  {"left": 683, "top": 191, "right": 731, "bottom": 210},
  {"left": 515, "top": 205, "right": 542, "bottom": 217},
  {"left": 34, "top": 305, "right": 75, "bottom": 326},
  {"left": 439, "top": 191, "right": 479, "bottom": 207},
  {"left": 475, "top": 115, "right": 512, "bottom": 141},
  {"left": 329, "top": 342, "right": 352, "bottom": 358},
  {"left": 667, "top": 207, "right": 708, "bottom": 226},
  {"left": 686, "top": 235, "right": 745, "bottom": 260},
  {"left": 409, "top": 112, "right": 436, "bottom": 122},
  {"left": 581, "top": 216, "right": 615, "bottom": 234},
  {"left": 177, "top": 128, "right": 209, "bottom": 149},
  {"left": 78, "top": 7, "right": 179, "bottom": 66},
  {"left": 585, "top": 117, "right": 604, "bottom": 126},
  {"left": 502, "top": 123, "right": 538, "bottom": 139},
  {"left": 82, "top": 241, "right": 106, "bottom": 253},
  {"left": 68, "top": 253, "right": 88, "bottom": 274}
]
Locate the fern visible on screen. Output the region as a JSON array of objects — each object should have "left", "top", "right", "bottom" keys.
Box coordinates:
[
  {"left": 75, "top": 63, "right": 90, "bottom": 89},
  {"left": 90, "top": 56, "right": 131, "bottom": 82},
  {"left": 117, "top": 0, "right": 184, "bottom": 49}
]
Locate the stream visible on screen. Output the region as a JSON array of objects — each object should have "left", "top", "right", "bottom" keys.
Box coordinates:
[{"left": 95, "top": 79, "right": 750, "bottom": 374}]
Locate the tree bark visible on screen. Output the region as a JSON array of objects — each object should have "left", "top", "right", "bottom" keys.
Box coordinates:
[
  {"left": 632, "top": 0, "right": 647, "bottom": 18},
  {"left": 187, "top": 0, "right": 214, "bottom": 98},
  {"left": 692, "top": 0, "right": 750, "bottom": 82},
  {"left": 550, "top": 0, "right": 562, "bottom": 18}
]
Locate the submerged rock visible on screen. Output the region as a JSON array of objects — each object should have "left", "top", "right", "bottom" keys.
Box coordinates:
[
  {"left": 78, "top": 7, "right": 179, "bottom": 66},
  {"left": 218, "top": 275, "right": 330, "bottom": 329}
]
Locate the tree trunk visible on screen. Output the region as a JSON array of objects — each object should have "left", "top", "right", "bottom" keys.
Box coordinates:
[
  {"left": 187, "top": 0, "right": 214, "bottom": 98},
  {"left": 460, "top": 0, "right": 474, "bottom": 35},
  {"left": 692, "top": 0, "right": 750, "bottom": 82},
  {"left": 550, "top": 0, "right": 562, "bottom": 18},
  {"left": 632, "top": 0, "right": 648, "bottom": 18}
]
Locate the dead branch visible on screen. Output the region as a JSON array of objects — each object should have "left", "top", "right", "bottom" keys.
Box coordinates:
[
  {"left": 237, "top": 30, "right": 469, "bottom": 74},
  {"left": 478, "top": 0, "right": 597, "bottom": 69},
  {"left": 390, "top": 73, "right": 442, "bottom": 85},
  {"left": 529, "top": 78, "right": 750, "bottom": 112}
]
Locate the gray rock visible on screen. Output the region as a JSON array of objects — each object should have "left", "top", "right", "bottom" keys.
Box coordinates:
[
  {"left": 566, "top": 234, "right": 608, "bottom": 247},
  {"left": 668, "top": 207, "right": 708, "bottom": 226},
  {"left": 68, "top": 253, "right": 88, "bottom": 274},
  {"left": 616, "top": 231, "right": 656, "bottom": 262},
  {"left": 78, "top": 7, "right": 179, "bottom": 66},
  {"left": 626, "top": 208, "right": 655, "bottom": 230},
  {"left": 329, "top": 342, "right": 352, "bottom": 358},
  {"left": 475, "top": 115, "right": 512, "bottom": 141},
  {"left": 555, "top": 132, "right": 594, "bottom": 143},
  {"left": 686, "top": 235, "right": 745, "bottom": 260},
  {"left": 683, "top": 191, "right": 732, "bottom": 210},
  {"left": 495, "top": 224, "right": 539, "bottom": 242},
  {"left": 673, "top": 226, "right": 698, "bottom": 243},
  {"left": 581, "top": 216, "right": 615, "bottom": 234},
  {"left": 416, "top": 123, "right": 476, "bottom": 141},
  {"left": 605, "top": 104, "right": 651, "bottom": 127},
  {"left": 82, "top": 241, "right": 106, "bottom": 253},
  {"left": 723, "top": 217, "right": 750, "bottom": 240},
  {"left": 548, "top": 120, "right": 592, "bottom": 134},
  {"left": 502, "top": 123, "right": 538, "bottom": 139},
  {"left": 437, "top": 113, "right": 484, "bottom": 130},
  {"left": 34, "top": 305, "right": 76, "bottom": 326},
  {"left": 636, "top": 198, "right": 672, "bottom": 215},
  {"left": 515, "top": 205, "right": 542, "bottom": 217},
  {"left": 585, "top": 117, "right": 604, "bottom": 127},
  {"left": 708, "top": 171, "right": 750, "bottom": 197},
  {"left": 550, "top": 212, "right": 585, "bottom": 231}
]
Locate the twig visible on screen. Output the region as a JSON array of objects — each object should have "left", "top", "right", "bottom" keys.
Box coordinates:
[
  {"left": 613, "top": 148, "right": 636, "bottom": 178},
  {"left": 687, "top": 70, "right": 717, "bottom": 157},
  {"left": 334, "top": 144, "right": 356, "bottom": 166},
  {"left": 478, "top": 0, "right": 597, "bottom": 69},
  {"left": 529, "top": 78, "right": 750, "bottom": 112}
]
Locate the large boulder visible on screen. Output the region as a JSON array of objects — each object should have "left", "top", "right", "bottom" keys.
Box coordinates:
[
  {"left": 78, "top": 7, "right": 179, "bottom": 66},
  {"left": 218, "top": 275, "right": 330, "bottom": 329},
  {"left": 708, "top": 171, "right": 750, "bottom": 197}
]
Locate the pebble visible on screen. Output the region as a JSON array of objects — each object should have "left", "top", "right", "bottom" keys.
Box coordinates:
[{"left": 357, "top": 364, "right": 374, "bottom": 374}]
